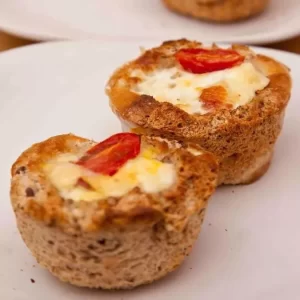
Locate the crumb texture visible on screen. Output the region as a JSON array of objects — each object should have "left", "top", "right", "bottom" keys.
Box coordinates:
[{"left": 16, "top": 209, "right": 205, "bottom": 289}]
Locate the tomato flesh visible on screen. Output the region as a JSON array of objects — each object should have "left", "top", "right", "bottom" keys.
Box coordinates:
[
  {"left": 76, "top": 133, "right": 141, "bottom": 176},
  {"left": 175, "top": 48, "right": 244, "bottom": 74},
  {"left": 76, "top": 178, "right": 93, "bottom": 189}
]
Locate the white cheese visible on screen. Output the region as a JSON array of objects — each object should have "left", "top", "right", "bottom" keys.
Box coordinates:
[
  {"left": 131, "top": 62, "right": 269, "bottom": 114},
  {"left": 43, "top": 149, "right": 176, "bottom": 202}
]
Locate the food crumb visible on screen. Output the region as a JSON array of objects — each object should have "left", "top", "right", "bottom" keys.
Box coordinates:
[
  {"left": 225, "top": 229, "right": 228, "bottom": 232},
  {"left": 25, "top": 187, "right": 35, "bottom": 197},
  {"left": 30, "top": 278, "right": 35, "bottom": 283},
  {"left": 232, "top": 190, "right": 235, "bottom": 193},
  {"left": 208, "top": 223, "right": 212, "bottom": 226},
  {"left": 20, "top": 269, "right": 23, "bottom": 272}
]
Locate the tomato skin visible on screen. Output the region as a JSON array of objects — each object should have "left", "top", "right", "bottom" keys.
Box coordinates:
[
  {"left": 76, "top": 133, "right": 141, "bottom": 176},
  {"left": 175, "top": 48, "right": 244, "bottom": 74},
  {"left": 76, "top": 177, "right": 93, "bottom": 189}
]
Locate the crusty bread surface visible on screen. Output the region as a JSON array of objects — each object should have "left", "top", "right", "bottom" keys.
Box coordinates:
[
  {"left": 162, "top": 0, "right": 270, "bottom": 22},
  {"left": 106, "top": 39, "right": 292, "bottom": 185},
  {"left": 10, "top": 134, "right": 218, "bottom": 289}
]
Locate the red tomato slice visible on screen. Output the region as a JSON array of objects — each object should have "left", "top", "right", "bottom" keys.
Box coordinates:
[
  {"left": 175, "top": 48, "right": 244, "bottom": 74},
  {"left": 76, "top": 133, "right": 141, "bottom": 176}
]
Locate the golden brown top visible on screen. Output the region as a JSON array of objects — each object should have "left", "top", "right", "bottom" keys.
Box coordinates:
[
  {"left": 107, "top": 39, "right": 291, "bottom": 141},
  {"left": 10, "top": 134, "right": 218, "bottom": 233}
]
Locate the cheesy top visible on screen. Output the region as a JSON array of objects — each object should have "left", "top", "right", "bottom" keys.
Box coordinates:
[
  {"left": 130, "top": 61, "right": 270, "bottom": 114},
  {"left": 43, "top": 146, "right": 176, "bottom": 202}
]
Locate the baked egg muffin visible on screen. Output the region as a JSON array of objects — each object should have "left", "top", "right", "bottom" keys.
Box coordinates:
[
  {"left": 10, "top": 133, "right": 218, "bottom": 289},
  {"left": 106, "top": 39, "right": 292, "bottom": 185}
]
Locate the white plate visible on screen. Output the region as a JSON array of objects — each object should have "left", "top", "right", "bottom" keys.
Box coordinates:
[
  {"left": 0, "top": 40, "right": 300, "bottom": 300},
  {"left": 0, "top": 0, "right": 299, "bottom": 44}
]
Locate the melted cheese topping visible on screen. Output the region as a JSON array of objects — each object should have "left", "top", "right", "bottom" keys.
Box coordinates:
[
  {"left": 43, "top": 148, "right": 176, "bottom": 202},
  {"left": 131, "top": 61, "right": 270, "bottom": 114}
]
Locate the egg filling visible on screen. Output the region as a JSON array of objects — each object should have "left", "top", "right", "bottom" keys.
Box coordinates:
[
  {"left": 130, "top": 61, "right": 270, "bottom": 114},
  {"left": 43, "top": 147, "right": 176, "bottom": 202}
]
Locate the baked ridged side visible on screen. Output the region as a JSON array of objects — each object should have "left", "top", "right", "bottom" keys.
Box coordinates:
[
  {"left": 16, "top": 209, "right": 205, "bottom": 289},
  {"left": 217, "top": 109, "right": 285, "bottom": 184}
]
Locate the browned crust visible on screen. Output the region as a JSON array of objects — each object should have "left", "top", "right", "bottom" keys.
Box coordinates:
[
  {"left": 16, "top": 205, "right": 205, "bottom": 289},
  {"left": 162, "top": 0, "right": 270, "bottom": 22},
  {"left": 10, "top": 133, "right": 218, "bottom": 233},
  {"left": 107, "top": 40, "right": 291, "bottom": 144}
]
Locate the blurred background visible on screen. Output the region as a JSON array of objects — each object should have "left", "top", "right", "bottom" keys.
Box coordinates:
[{"left": 0, "top": 0, "right": 299, "bottom": 53}]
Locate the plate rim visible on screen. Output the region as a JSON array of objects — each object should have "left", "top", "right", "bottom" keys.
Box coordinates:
[
  {"left": 0, "top": 39, "right": 299, "bottom": 63},
  {"left": 0, "top": 1, "right": 299, "bottom": 45}
]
